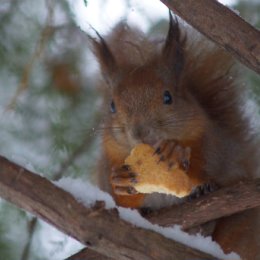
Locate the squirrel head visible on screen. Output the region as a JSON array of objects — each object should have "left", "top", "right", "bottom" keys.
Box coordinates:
[{"left": 91, "top": 12, "right": 208, "bottom": 149}]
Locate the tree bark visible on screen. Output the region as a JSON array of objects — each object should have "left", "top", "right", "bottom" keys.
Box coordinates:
[
  {"left": 160, "top": 0, "right": 260, "bottom": 74},
  {"left": 0, "top": 155, "right": 216, "bottom": 260}
]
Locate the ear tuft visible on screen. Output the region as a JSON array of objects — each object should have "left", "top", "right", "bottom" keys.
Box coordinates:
[
  {"left": 165, "top": 10, "right": 181, "bottom": 48},
  {"left": 88, "top": 28, "right": 118, "bottom": 88},
  {"left": 162, "top": 11, "right": 185, "bottom": 81}
]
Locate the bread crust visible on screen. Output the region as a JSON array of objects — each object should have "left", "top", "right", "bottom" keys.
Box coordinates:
[{"left": 125, "top": 144, "right": 199, "bottom": 197}]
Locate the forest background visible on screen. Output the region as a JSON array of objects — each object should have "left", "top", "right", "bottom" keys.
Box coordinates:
[{"left": 0, "top": 0, "right": 259, "bottom": 259}]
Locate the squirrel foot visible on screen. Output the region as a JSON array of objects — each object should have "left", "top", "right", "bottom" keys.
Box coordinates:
[
  {"left": 111, "top": 165, "right": 138, "bottom": 195},
  {"left": 154, "top": 140, "right": 191, "bottom": 172}
]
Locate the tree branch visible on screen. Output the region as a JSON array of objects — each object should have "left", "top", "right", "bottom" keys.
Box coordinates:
[
  {"left": 147, "top": 179, "right": 260, "bottom": 230},
  {"left": 0, "top": 155, "right": 216, "bottom": 260},
  {"left": 160, "top": 0, "right": 260, "bottom": 74}
]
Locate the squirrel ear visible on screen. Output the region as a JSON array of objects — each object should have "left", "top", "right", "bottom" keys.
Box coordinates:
[
  {"left": 162, "top": 11, "right": 185, "bottom": 80},
  {"left": 89, "top": 29, "right": 118, "bottom": 88}
]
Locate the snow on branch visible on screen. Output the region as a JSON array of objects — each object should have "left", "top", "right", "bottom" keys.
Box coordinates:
[
  {"left": 62, "top": 176, "right": 260, "bottom": 260},
  {"left": 160, "top": 0, "right": 260, "bottom": 74},
  {"left": 0, "top": 155, "right": 220, "bottom": 260}
]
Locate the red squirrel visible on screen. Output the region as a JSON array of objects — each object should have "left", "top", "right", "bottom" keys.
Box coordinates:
[{"left": 90, "top": 13, "right": 260, "bottom": 259}]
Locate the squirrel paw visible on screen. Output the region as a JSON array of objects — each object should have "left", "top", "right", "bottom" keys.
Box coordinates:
[
  {"left": 154, "top": 140, "right": 191, "bottom": 172},
  {"left": 188, "top": 182, "right": 218, "bottom": 200},
  {"left": 111, "top": 165, "right": 138, "bottom": 195}
]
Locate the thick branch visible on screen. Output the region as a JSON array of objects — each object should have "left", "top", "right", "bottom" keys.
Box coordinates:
[
  {"left": 0, "top": 155, "right": 215, "bottom": 260},
  {"left": 160, "top": 0, "right": 260, "bottom": 74},
  {"left": 68, "top": 179, "right": 260, "bottom": 260},
  {"left": 147, "top": 179, "right": 260, "bottom": 230}
]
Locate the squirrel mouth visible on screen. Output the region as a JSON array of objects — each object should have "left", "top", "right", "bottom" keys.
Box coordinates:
[
  {"left": 128, "top": 136, "right": 159, "bottom": 150},
  {"left": 140, "top": 137, "right": 161, "bottom": 149},
  {"left": 127, "top": 127, "right": 162, "bottom": 149}
]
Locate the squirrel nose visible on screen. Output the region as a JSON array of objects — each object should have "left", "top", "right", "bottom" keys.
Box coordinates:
[{"left": 132, "top": 125, "right": 151, "bottom": 142}]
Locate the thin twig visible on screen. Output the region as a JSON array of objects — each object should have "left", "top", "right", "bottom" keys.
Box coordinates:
[
  {"left": 20, "top": 217, "right": 37, "bottom": 260},
  {"left": 6, "top": 0, "right": 54, "bottom": 110}
]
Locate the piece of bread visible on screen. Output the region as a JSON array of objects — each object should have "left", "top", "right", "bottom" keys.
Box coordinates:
[{"left": 125, "top": 143, "right": 194, "bottom": 198}]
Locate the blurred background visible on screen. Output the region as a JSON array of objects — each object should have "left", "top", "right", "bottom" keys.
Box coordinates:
[{"left": 0, "top": 0, "right": 259, "bottom": 259}]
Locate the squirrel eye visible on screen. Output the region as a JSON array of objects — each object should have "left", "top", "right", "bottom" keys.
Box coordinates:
[
  {"left": 110, "top": 100, "right": 116, "bottom": 113},
  {"left": 163, "top": 90, "right": 172, "bottom": 105}
]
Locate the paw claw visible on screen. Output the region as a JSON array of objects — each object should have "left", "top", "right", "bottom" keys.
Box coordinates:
[
  {"left": 127, "top": 186, "right": 137, "bottom": 195},
  {"left": 130, "top": 177, "right": 138, "bottom": 184},
  {"left": 181, "top": 159, "right": 190, "bottom": 171},
  {"left": 153, "top": 147, "right": 161, "bottom": 155},
  {"left": 122, "top": 164, "right": 131, "bottom": 171}
]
